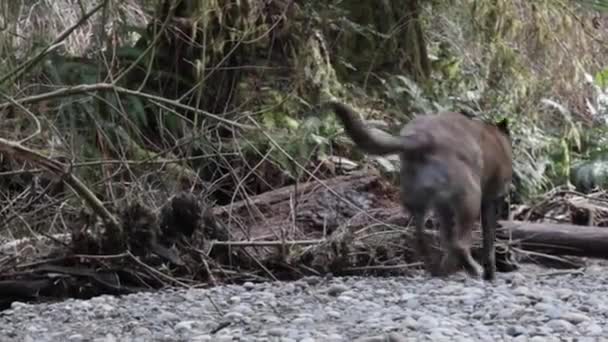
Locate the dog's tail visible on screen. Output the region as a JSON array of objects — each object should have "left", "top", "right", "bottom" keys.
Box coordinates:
[{"left": 327, "top": 101, "right": 430, "bottom": 156}]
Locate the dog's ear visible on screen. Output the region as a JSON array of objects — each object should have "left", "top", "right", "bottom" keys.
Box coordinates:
[{"left": 496, "top": 117, "right": 510, "bottom": 135}]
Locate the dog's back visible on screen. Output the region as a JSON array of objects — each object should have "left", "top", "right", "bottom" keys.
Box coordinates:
[{"left": 398, "top": 112, "right": 511, "bottom": 212}]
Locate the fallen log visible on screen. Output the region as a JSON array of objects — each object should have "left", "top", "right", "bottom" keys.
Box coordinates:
[
  {"left": 210, "top": 171, "right": 400, "bottom": 240},
  {"left": 498, "top": 220, "right": 608, "bottom": 259}
]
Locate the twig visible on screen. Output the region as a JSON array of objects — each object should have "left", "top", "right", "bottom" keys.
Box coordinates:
[
  {"left": 72, "top": 253, "right": 130, "bottom": 260},
  {"left": 127, "top": 251, "right": 192, "bottom": 288},
  {"left": 201, "top": 255, "right": 217, "bottom": 286},
  {"left": 209, "top": 239, "right": 325, "bottom": 247},
  {"left": 344, "top": 262, "right": 423, "bottom": 272},
  {"left": 537, "top": 268, "right": 585, "bottom": 278},
  {"left": 15, "top": 256, "right": 71, "bottom": 270},
  {"left": 210, "top": 321, "right": 231, "bottom": 335},
  {"left": 0, "top": 83, "right": 254, "bottom": 130},
  {"left": 0, "top": 1, "right": 107, "bottom": 86},
  {"left": 0, "top": 137, "right": 120, "bottom": 230}
]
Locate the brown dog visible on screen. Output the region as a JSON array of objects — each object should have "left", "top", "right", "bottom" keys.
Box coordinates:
[{"left": 327, "top": 101, "right": 513, "bottom": 281}]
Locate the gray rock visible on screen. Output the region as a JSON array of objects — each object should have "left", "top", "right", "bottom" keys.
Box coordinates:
[
  {"left": 355, "top": 333, "right": 408, "bottom": 342},
  {"left": 560, "top": 311, "right": 590, "bottom": 324},
  {"left": 326, "top": 284, "right": 349, "bottom": 296},
  {"left": 268, "top": 327, "right": 288, "bottom": 336},
  {"left": 505, "top": 325, "right": 527, "bottom": 337},
  {"left": 585, "top": 323, "right": 603, "bottom": 336},
  {"left": 546, "top": 319, "right": 575, "bottom": 333},
  {"left": 416, "top": 315, "right": 440, "bottom": 331}
]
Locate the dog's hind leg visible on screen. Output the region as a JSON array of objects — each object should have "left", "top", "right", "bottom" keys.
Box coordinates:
[{"left": 436, "top": 205, "right": 460, "bottom": 277}]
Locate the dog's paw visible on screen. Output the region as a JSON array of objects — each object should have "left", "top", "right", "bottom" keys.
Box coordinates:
[{"left": 482, "top": 268, "right": 496, "bottom": 282}]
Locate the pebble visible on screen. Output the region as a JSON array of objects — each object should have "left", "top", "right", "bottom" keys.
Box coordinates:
[
  {"left": 326, "top": 284, "right": 349, "bottom": 296},
  {"left": 546, "top": 319, "right": 575, "bottom": 333},
  {"left": 505, "top": 325, "right": 527, "bottom": 337},
  {"left": 561, "top": 311, "right": 590, "bottom": 324},
  {"left": 586, "top": 323, "right": 603, "bottom": 335},
  {"left": 0, "top": 264, "right": 606, "bottom": 341}
]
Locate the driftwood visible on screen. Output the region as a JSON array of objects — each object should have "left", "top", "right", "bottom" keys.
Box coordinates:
[{"left": 498, "top": 220, "right": 608, "bottom": 259}]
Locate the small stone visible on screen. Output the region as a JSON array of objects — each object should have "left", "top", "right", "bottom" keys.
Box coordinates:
[
  {"left": 261, "top": 314, "right": 281, "bottom": 324},
  {"left": 268, "top": 328, "right": 288, "bottom": 336},
  {"left": 232, "top": 303, "right": 254, "bottom": 316},
  {"left": 555, "top": 288, "right": 573, "bottom": 300},
  {"left": 302, "top": 276, "right": 322, "bottom": 286},
  {"left": 506, "top": 273, "right": 527, "bottom": 285},
  {"left": 402, "top": 315, "right": 418, "bottom": 329},
  {"left": 546, "top": 319, "right": 575, "bottom": 333},
  {"left": 534, "top": 302, "right": 561, "bottom": 319},
  {"left": 157, "top": 311, "right": 180, "bottom": 322},
  {"left": 327, "top": 333, "right": 344, "bottom": 341},
  {"left": 337, "top": 295, "right": 353, "bottom": 303},
  {"left": 228, "top": 296, "right": 241, "bottom": 304},
  {"left": 100, "top": 303, "right": 114, "bottom": 311},
  {"left": 326, "top": 310, "right": 341, "bottom": 319},
  {"left": 354, "top": 335, "right": 385, "bottom": 342},
  {"left": 10, "top": 302, "right": 27, "bottom": 310},
  {"left": 293, "top": 313, "right": 315, "bottom": 325},
  {"left": 101, "top": 334, "right": 117, "bottom": 342},
  {"left": 132, "top": 327, "right": 152, "bottom": 337},
  {"left": 215, "top": 336, "right": 235, "bottom": 342},
  {"left": 243, "top": 282, "right": 255, "bottom": 290},
  {"left": 404, "top": 298, "right": 420, "bottom": 310},
  {"left": 399, "top": 292, "right": 417, "bottom": 302},
  {"left": 174, "top": 320, "right": 196, "bottom": 333},
  {"left": 375, "top": 289, "right": 389, "bottom": 296},
  {"left": 529, "top": 337, "right": 549, "bottom": 342},
  {"left": 68, "top": 334, "right": 84, "bottom": 341},
  {"left": 416, "top": 315, "right": 439, "bottom": 331},
  {"left": 354, "top": 333, "right": 407, "bottom": 342},
  {"left": 326, "top": 284, "right": 349, "bottom": 297},
  {"left": 586, "top": 323, "right": 603, "bottom": 336},
  {"left": 560, "top": 312, "right": 590, "bottom": 325},
  {"left": 223, "top": 311, "right": 244, "bottom": 322},
  {"left": 506, "top": 325, "right": 527, "bottom": 337}
]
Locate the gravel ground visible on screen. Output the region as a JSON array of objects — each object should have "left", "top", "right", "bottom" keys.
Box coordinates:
[{"left": 1, "top": 263, "right": 607, "bottom": 342}]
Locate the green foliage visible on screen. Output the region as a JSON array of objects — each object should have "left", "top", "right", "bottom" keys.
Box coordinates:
[
  {"left": 577, "top": 0, "right": 608, "bottom": 11},
  {"left": 4, "top": 0, "right": 608, "bottom": 205},
  {"left": 242, "top": 90, "right": 341, "bottom": 181}
]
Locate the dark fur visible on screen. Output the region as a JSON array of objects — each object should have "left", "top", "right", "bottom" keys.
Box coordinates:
[{"left": 327, "top": 101, "right": 513, "bottom": 281}]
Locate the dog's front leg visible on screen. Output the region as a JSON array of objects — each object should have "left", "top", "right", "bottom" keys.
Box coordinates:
[
  {"left": 481, "top": 197, "right": 499, "bottom": 281},
  {"left": 413, "top": 212, "right": 439, "bottom": 276}
]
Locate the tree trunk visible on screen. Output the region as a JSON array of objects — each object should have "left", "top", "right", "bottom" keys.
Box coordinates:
[{"left": 401, "top": 0, "right": 431, "bottom": 82}]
